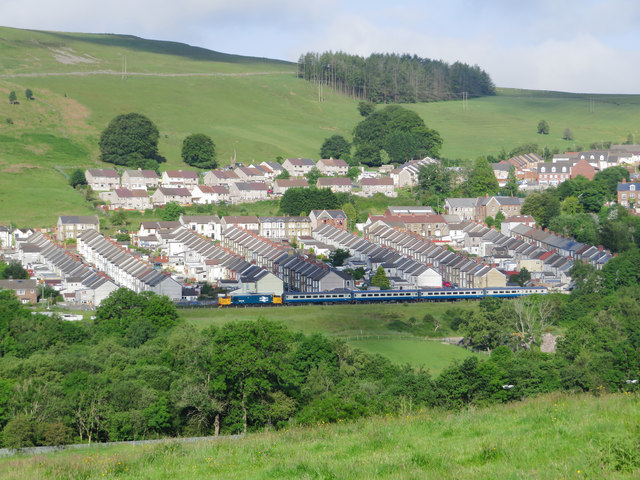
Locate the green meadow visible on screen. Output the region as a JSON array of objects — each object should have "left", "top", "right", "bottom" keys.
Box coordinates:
[
  {"left": 181, "top": 301, "right": 480, "bottom": 373},
  {"left": 4, "top": 392, "right": 638, "bottom": 479},
  {"left": 2, "top": 27, "right": 640, "bottom": 226}
]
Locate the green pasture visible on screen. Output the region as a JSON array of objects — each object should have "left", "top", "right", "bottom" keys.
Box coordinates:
[
  {"left": 181, "top": 302, "right": 478, "bottom": 371},
  {"left": 348, "top": 338, "right": 480, "bottom": 375},
  {"left": 4, "top": 392, "right": 638, "bottom": 479}
]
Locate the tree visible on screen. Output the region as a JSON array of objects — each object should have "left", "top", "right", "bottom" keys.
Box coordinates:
[
  {"left": 276, "top": 169, "right": 290, "bottom": 180},
  {"left": 537, "top": 120, "right": 549, "bottom": 135},
  {"left": 181, "top": 133, "right": 217, "bottom": 169},
  {"left": 110, "top": 211, "right": 128, "bottom": 227},
  {"left": 357, "top": 102, "right": 375, "bottom": 117},
  {"left": 563, "top": 128, "right": 573, "bottom": 141},
  {"left": 25, "top": 89, "right": 33, "bottom": 100},
  {"left": 521, "top": 191, "right": 560, "bottom": 228},
  {"left": 353, "top": 105, "right": 442, "bottom": 167},
  {"left": 370, "top": 266, "right": 390, "bottom": 290},
  {"left": 8, "top": 91, "right": 17, "bottom": 104},
  {"left": 418, "top": 163, "right": 452, "bottom": 197},
  {"left": 160, "top": 202, "right": 185, "bottom": 221},
  {"left": 494, "top": 211, "right": 505, "bottom": 229},
  {"left": 307, "top": 167, "right": 321, "bottom": 186},
  {"left": 341, "top": 203, "right": 357, "bottom": 231},
  {"left": 69, "top": 169, "right": 87, "bottom": 188},
  {"left": 464, "top": 157, "right": 499, "bottom": 197},
  {"left": 2, "top": 261, "right": 29, "bottom": 280},
  {"left": 328, "top": 248, "right": 350, "bottom": 267},
  {"left": 501, "top": 165, "right": 518, "bottom": 197},
  {"left": 509, "top": 267, "right": 531, "bottom": 287},
  {"left": 99, "top": 113, "right": 162, "bottom": 168},
  {"left": 320, "top": 135, "right": 351, "bottom": 162},
  {"left": 561, "top": 196, "right": 582, "bottom": 215}
]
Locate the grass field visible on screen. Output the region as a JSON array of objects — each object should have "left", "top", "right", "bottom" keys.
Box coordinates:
[
  {"left": 2, "top": 26, "right": 640, "bottom": 227},
  {"left": 180, "top": 302, "right": 480, "bottom": 372},
  {"left": 4, "top": 392, "right": 638, "bottom": 479},
  {"left": 347, "top": 338, "right": 479, "bottom": 375}
]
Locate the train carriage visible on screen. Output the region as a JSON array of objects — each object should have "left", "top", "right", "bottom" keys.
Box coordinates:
[
  {"left": 283, "top": 291, "right": 352, "bottom": 304},
  {"left": 418, "top": 288, "right": 485, "bottom": 301},
  {"left": 352, "top": 290, "right": 420, "bottom": 302}
]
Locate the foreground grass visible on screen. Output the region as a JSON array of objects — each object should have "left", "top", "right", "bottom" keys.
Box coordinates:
[{"left": 4, "top": 392, "right": 638, "bottom": 479}]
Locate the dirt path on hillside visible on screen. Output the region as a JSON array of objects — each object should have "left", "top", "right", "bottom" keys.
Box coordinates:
[{"left": 0, "top": 71, "right": 292, "bottom": 78}]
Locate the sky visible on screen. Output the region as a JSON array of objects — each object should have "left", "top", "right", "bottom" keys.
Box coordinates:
[{"left": 2, "top": 0, "right": 640, "bottom": 94}]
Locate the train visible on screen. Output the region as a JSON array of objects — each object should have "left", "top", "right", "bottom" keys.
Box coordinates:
[{"left": 217, "top": 286, "right": 547, "bottom": 307}]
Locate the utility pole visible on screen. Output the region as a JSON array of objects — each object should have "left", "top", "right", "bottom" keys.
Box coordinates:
[
  {"left": 122, "top": 55, "right": 127, "bottom": 80},
  {"left": 462, "top": 92, "right": 468, "bottom": 112}
]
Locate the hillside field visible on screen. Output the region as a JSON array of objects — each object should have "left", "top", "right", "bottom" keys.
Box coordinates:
[
  {"left": 1, "top": 27, "right": 640, "bottom": 226},
  {"left": 0, "top": 27, "right": 640, "bottom": 226},
  {"left": 3, "top": 392, "right": 638, "bottom": 479},
  {"left": 181, "top": 301, "right": 481, "bottom": 375}
]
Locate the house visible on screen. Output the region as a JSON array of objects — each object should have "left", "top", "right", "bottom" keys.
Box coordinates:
[
  {"left": 259, "top": 216, "right": 312, "bottom": 240},
  {"left": 57, "top": 216, "right": 100, "bottom": 241},
  {"left": 152, "top": 187, "right": 193, "bottom": 206},
  {"left": 500, "top": 215, "right": 536, "bottom": 236},
  {"left": 229, "top": 182, "right": 269, "bottom": 203},
  {"left": 492, "top": 163, "right": 512, "bottom": 187},
  {"left": 385, "top": 206, "right": 435, "bottom": 216},
  {"left": 203, "top": 169, "right": 241, "bottom": 186},
  {"left": 234, "top": 166, "right": 266, "bottom": 183},
  {"left": 259, "top": 162, "right": 285, "bottom": 180},
  {"left": 0, "top": 225, "right": 11, "bottom": 248},
  {"left": 390, "top": 157, "right": 439, "bottom": 187},
  {"left": 570, "top": 158, "right": 596, "bottom": 180},
  {"left": 139, "top": 221, "right": 181, "bottom": 237},
  {"left": 161, "top": 170, "right": 199, "bottom": 190},
  {"left": 273, "top": 179, "right": 309, "bottom": 195},
  {"left": 180, "top": 215, "right": 222, "bottom": 240},
  {"left": 103, "top": 188, "right": 151, "bottom": 211},
  {"left": 85, "top": 169, "right": 120, "bottom": 191},
  {"left": 476, "top": 196, "right": 524, "bottom": 221},
  {"left": 191, "top": 185, "right": 230, "bottom": 204},
  {"left": 0, "top": 279, "right": 37, "bottom": 304},
  {"left": 360, "top": 177, "right": 396, "bottom": 197},
  {"left": 617, "top": 180, "right": 640, "bottom": 208},
  {"left": 309, "top": 210, "right": 347, "bottom": 230},
  {"left": 317, "top": 177, "right": 352, "bottom": 193},
  {"left": 316, "top": 158, "right": 349, "bottom": 176},
  {"left": 121, "top": 169, "right": 159, "bottom": 190},
  {"left": 444, "top": 198, "right": 477, "bottom": 220},
  {"left": 221, "top": 216, "right": 260, "bottom": 232},
  {"left": 282, "top": 158, "right": 316, "bottom": 177}
]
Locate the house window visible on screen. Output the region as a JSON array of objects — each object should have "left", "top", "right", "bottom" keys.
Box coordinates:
[{"left": 631, "top": 185, "right": 636, "bottom": 191}]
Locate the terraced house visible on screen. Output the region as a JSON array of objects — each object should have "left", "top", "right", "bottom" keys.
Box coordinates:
[{"left": 78, "top": 229, "right": 182, "bottom": 300}]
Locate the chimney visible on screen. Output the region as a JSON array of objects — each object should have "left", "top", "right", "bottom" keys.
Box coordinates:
[
  {"left": 598, "top": 245, "right": 603, "bottom": 251},
  {"left": 623, "top": 178, "right": 626, "bottom": 183}
]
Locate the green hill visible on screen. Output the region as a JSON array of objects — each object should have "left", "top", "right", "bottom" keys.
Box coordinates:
[
  {"left": 1, "top": 26, "right": 639, "bottom": 226},
  {"left": 4, "top": 392, "right": 638, "bottom": 479}
]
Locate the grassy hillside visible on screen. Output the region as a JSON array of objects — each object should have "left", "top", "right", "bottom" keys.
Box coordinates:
[
  {"left": 1, "top": 26, "right": 640, "bottom": 227},
  {"left": 4, "top": 392, "right": 638, "bottom": 479},
  {"left": 181, "top": 302, "right": 481, "bottom": 374}
]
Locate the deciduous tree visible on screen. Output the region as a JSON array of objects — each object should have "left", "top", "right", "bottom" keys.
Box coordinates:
[
  {"left": 370, "top": 266, "right": 390, "bottom": 290},
  {"left": 181, "top": 133, "right": 217, "bottom": 169},
  {"left": 99, "top": 113, "right": 162, "bottom": 168},
  {"left": 320, "top": 135, "right": 351, "bottom": 162}
]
